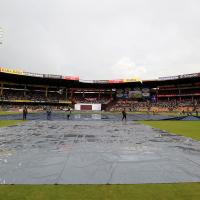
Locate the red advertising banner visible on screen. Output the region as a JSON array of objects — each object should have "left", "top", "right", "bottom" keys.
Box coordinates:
[
  {"left": 80, "top": 105, "right": 92, "bottom": 110},
  {"left": 64, "top": 76, "right": 79, "bottom": 81},
  {"left": 108, "top": 79, "right": 124, "bottom": 84},
  {"left": 108, "top": 78, "right": 141, "bottom": 83}
]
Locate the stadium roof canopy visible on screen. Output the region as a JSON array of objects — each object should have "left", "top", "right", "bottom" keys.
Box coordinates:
[{"left": 0, "top": 67, "right": 200, "bottom": 89}]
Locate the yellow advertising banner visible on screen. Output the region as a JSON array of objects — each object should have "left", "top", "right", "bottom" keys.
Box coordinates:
[
  {"left": 0, "top": 67, "right": 24, "bottom": 75},
  {"left": 0, "top": 100, "right": 32, "bottom": 103},
  {"left": 59, "top": 100, "right": 72, "bottom": 104},
  {"left": 123, "top": 77, "right": 142, "bottom": 83}
]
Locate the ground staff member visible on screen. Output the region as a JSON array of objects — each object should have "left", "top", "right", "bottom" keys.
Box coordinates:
[
  {"left": 66, "top": 108, "right": 71, "bottom": 120},
  {"left": 122, "top": 108, "right": 127, "bottom": 121},
  {"left": 46, "top": 106, "right": 52, "bottom": 120},
  {"left": 23, "top": 106, "right": 28, "bottom": 120}
]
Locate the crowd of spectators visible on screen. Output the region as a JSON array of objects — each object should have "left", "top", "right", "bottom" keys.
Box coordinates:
[
  {"left": 109, "top": 99, "right": 200, "bottom": 113},
  {"left": 0, "top": 90, "right": 111, "bottom": 104},
  {"left": 73, "top": 96, "right": 110, "bottom": 104},
  {"left": 0, "top": 90, "right": 67, "bottom": 102},
  {"left": 0, "top": 89, "right": 200, "bottom": 113}
]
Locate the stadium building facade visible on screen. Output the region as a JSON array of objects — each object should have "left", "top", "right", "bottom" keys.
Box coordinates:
[{"left": 0, "top": 67, "right": 200, "bottom": 111}]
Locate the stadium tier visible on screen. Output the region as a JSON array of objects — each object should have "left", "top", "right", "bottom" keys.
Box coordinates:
[{"left": 0, "top": 67, "right": 200, "bottom": 112}]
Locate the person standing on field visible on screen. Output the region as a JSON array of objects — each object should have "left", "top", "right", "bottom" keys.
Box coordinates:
[
  {"left": 122, "top": 108, "right": 127, "bottom": 121},
  {"left": 23, "top": 106, "right": 28, "bottom": 120},
  {"left": 46, "top": 106, "right": 52, "bottom": 120},
  {"left": 66, "top": 107, "right": 71, "bottom": 120}
]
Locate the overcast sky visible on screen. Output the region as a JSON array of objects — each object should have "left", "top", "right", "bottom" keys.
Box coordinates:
[{"left": 0, "top": 0, "right": 200, "bottom": 80}]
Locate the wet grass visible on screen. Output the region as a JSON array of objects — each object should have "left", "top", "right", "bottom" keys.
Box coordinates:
[
  {"left": 71, "top": 111, "right": 177, "bottom": 116},
  {"left": 139, "top": 121, "right": 200, "bottom": 141},
  {"left": 0, "top": 111, "right": 20, "bottom": 115},
  {"left": 0, "top": 111, "right": 41, "bottom": 115},
  {"left": 0, "top": 110, "right": 181, "bottom": 117},
  {"left": 0, "top": 120, "right": 24, "bottom": 127},
  {"left": 0, "top": 183, "right": 199, "bottom": 200}
]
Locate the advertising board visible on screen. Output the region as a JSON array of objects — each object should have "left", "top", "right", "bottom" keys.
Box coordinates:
[
  {"left": 0, "top": 67, "right": 24, "bottom": 75},
  {"left": 64, "top": 76, "right": 79, "bottom": 81}
]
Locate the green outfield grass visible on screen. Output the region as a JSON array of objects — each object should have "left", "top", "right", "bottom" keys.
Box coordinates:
[
  {"left": 70, "top": 110, "right": 179, "bottom": 116},
  {"left": 0, "top": 110, "right": 182, "bottom": 117},
  {"left": 0, "top": 120, "right": 24, "bottom": 127},
  {"left": 139, "top": 121, "right": 200, "bottom": 141},
  {"left": 0, "top": 111, "right": 21, "bottom": 115},
  {"left": 0, "top": 183, "right": 199, "bottom": 200},
  {"left": 0, "top": 111, "right": 42, "bottom": 115}
]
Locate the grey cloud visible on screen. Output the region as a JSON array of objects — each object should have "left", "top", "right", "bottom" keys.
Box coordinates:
[{"left": 0, "top": 0, "right": 200, "bottom": 80}]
